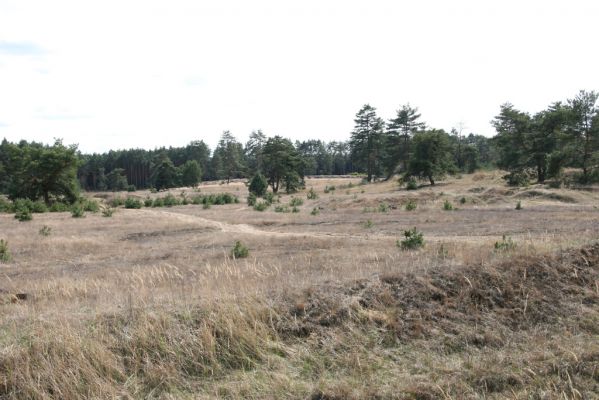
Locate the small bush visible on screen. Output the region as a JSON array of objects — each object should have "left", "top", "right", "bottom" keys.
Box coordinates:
[
  {"left": 494, "top": 235, "right": 516, "bottom": 252},
  {"left": 102, "top": 207, "right": 115, "bottom": 217},
  {"left": 127, "top": 185, "right": 136, "bottom": 192},
  {"left": 31, "top": 201, "right": 48, "bottom": 213},
  {"left": 152, "top": 197, "right": 165, "bottom": 207},
  {"left": 14, "top": 207, "right": 32, "bottom": 222},
  {"left": 292, "top": 206, "right": 300, "bottom": 213},
  {"left": 14, "top": 198, "right": 33, "bottom": 212},
  {"left": 163, "top": 194, "right": 180, "bottom": 207},
  {"left": 397, "top": 227, "right": 424, "bottom": 250},
  {"left": 363, "top": 219, "right": 374, "bottom": 229},
  {"left": 460, "top": 197, "right": 467, "bottom": 204},
  {"left": 0, "top": 197, "right": 13, "bottom": 213},
  {"left": 49, "top": 202, "right": 70, "bottom": 212},
  {"left": 324, "top": 185, "right": 336, "bottom": 194},
  {"left": 443, "top": 200, "right": 454, "bottom": 211},
  {"left": 109, "top": 197, "right": 125, "bottom": 207},
  {"left": 231, "top": 240, "right": 249, "bottom": 259},
  {"left": 378, "top": 202, "right": 390, "bottom": 213},
  {"left": 406, "top": 179, "right": 418, "bottom": 190},
  {"left": 71, "top": 204, "right": 85, "bottom": 218},
  {"left": 290, "top": 197, "right": 304, "bottom": 207},
  {"left": 503, "top": 170, "right": 531, "bottom": 187},
  {"left": 124, "top": 197, "right": 143, "bottom": 209},
  {"left": 144, "top": 197, "right": 153, "bottom": 207},
  {"left": 82, "top": 199, "right": 100, "bottom": 212},
  {"left": 247, "top": 193, "right": 257, "bottom": 206},
  {"left": 515, "top": 200, "right": 522, "bottom": 210},
  {"left": 310, "top": 207, "right": 320, "bottom": 216},
  {"left": 39, "top": 225, "right": 52, "bottom": 236},
  {"left": 405, "top": 200, "right": 417, "bottom": 211},
  {"left": 307, "top": 187, "right": 318, "bottom": 200},
  {"left": 253, "top": 201, "right": 269, "bottom": 211},
  {"left": 249, "top": 173, "right": 268, "bottom": 197},
  {"left": 274, "top": 204, "right": 290, "bottom": 213},
  {"left": 264, "top": 192, "right": 275, "bottom": 205},
  {"left": 0, "top": 239, "right": 10, "bottom": 263},
  {"left": 191, "top": 195, "right": 202, "bottom": 205}
]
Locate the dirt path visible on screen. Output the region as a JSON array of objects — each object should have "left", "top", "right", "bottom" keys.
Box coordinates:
[{"left": 138, "top": 208, "right": 335, "bottom": 239}]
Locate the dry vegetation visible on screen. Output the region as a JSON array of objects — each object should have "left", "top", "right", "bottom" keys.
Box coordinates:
[{"left": 1, "top": 173, "right": 599, "bottom": 399}]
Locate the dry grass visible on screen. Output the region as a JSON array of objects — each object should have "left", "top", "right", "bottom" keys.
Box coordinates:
[{"left": 1, "top": 173, "right": 599, "bottom": 399}]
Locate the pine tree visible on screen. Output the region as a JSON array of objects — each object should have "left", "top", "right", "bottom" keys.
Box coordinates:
[
  {"left": 384, "top": 104, "right": 426, "bottom": 177},
  {"left": 349, "top": 104, "right": 384, "bottom": 182}
]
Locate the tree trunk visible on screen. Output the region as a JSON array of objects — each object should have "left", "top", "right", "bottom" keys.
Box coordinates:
[{"left": 429, "top": 175, "right": 435, "bottom": 185}]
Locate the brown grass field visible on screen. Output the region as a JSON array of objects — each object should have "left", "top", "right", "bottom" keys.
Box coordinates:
[{"left": 1, "top": 172, "right": 599, "bottom": 399}]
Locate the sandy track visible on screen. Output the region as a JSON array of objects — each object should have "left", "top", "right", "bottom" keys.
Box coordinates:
[{"left": 138, "top": 208, "right": 397, "bottom": 241}]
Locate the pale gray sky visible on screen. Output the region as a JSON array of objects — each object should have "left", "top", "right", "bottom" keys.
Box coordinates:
[{"left": 0, "top": 0, "right": 597, "bottom": 153}]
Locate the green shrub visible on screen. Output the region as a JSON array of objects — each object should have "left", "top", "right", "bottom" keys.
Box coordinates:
[
  {"left": 249, "top": 173, "right": 268, "bottom": 197},
  {"left": 102, "top": 207, "right": 115, "bottom": 217},
  {"left": 0, "top": 239, "right": 10, "bottom": 263},
  {"left": 109, "top": 197, "right": 125, "bottom": 207},
  {"left": 494, "top": 235, "right": 516, "bottom": 252},
  {"left": 253, "top": 201, "right": 269, "bottom": 211},
  {"left": 31, "top": 201, "right": 48, "bottom": 213},
  {"left": 192, "top": 195, "right": 203, "bottom": 205},
  {"left": 515, "top": 200, "right": 522, "bottom": 210},
  {"left": 163, "top": 194, "right": 180, "bottom": 207},
  {"left": 310, "top": 207, "right": 320, "bottom": 216},
  {"left": 127, "top": 185, "right": 136, "bottom": 192},
  {"left": 363, "top": 219, "right": 374, "bottom": 229},
  {"left": 231, "top": 240, "right": 249, "bottom": 259},
  {"left": 264, "top": 192, "right": 275, "bottom": 205},
  {"left": 406, "top": 179, "right": 418, "bottom": 190},
  {"left": 14, "top": 206, "right": 32, "bottom": 222},
  {"left": 460, "top": 197, "right": 467, "bottom": 204},
  {"left": 14, "top": 198, "right": 33, "bottom": 212},
  {"left": 0, "top": 197, "right": 13, "bottom": 213},
  {"left": 292, "top": 206, "right": 300, "bottom": 213},
  {"left": 124, "top": 197, "right": 143, "bottom": 209},
  {"left": 39, "top": 225, "right": 52, "bottom": 236},
  {"left": 443, "top": 200, "right": 453, "bottom": 211},
  {"left": 71, "top": 204, "right": 85, "bottom": 218},
  {"left": 324, "top": 185, "right": 336, "bottom": 194},
  {"left": 397, "top": 227, "right": 424, "bottom": 250},
  {"left": 202, "top": 202, "right": 211, "bottom": 209},
  {"left": 503, "top": 171, "right": 531, "bottom": 187},
  {"left": 49, "top": 202, "right": 70, "bottom": 212},
  {"left": 247, "top": 193, "right": 257, "bottom": 206},
  {"left": 152, "top": 197, "right": 165, "bottom": 207},
  {"left": 307, "top": 187, "right": 318, "bottom": 200},
  {"left": 405, "top": 200, "right": 417, "bottom": 211},
  {"left": 290, "top": 197, "right": 304, "bottom": 207},
  {"left": 378, "top": 202, "right": 390, "bottom": 213},
  {"left": 274, "top": 204, "right": 290, "bottom": 213},
  {"left": 82, "top": 199, "right": 100, "bottom": 212},
  {"left": 144, "top": 197, "right": 153, "bottom": 207}
]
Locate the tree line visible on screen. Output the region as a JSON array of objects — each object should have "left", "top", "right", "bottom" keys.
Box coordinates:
[
  {"left": 349, "top": 90, "right": 598, "bottom": 185},
  {"left": 0, "top": 89, "right": 596, "bottom": 204},
  {"left": 76, "top": 131, "right": 358, "bottom": 192}
]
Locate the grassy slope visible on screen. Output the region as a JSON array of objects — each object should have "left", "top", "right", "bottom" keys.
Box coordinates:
[{"left": 1, "top": 243, "right": 598, "bottom": 399}]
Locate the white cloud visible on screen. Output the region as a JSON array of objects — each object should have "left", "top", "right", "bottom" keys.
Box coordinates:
[{"left": 0, "top": 0, "right": 598, "bottom": 153}]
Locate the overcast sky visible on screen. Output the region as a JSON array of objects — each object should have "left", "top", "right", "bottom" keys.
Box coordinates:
[{"left": 0, "top": 0, "right": 597, "bottom": 153}]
